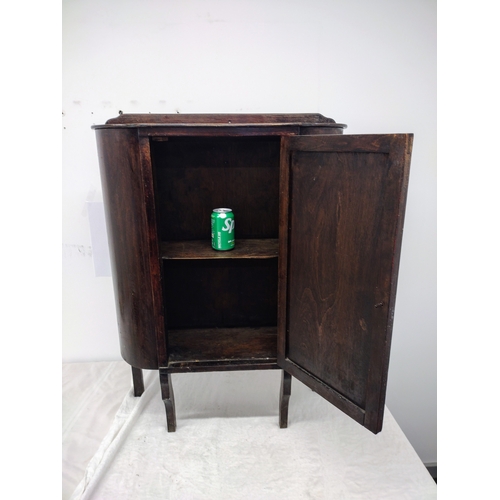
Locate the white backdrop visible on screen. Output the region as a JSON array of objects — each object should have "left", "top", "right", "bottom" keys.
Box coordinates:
[{"left": 62, "top": 0, "right": 436, "bottom": 464}]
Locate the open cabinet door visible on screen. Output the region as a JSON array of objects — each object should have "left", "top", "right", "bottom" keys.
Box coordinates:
[{"left": 278, "top": 134, "right": 413, "bottom": 434}]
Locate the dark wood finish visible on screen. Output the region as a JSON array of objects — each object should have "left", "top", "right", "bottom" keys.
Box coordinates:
[
  {"left": 151, "top": 136, "right": 280, "bottom": 241},
  {"left": 279, "top": 371, "right": 292, "bottom": 429},
  {"left": 94, "top": 114, "right": 412, "bottom": 434},
  {"left": 131, "top": 366, "right": 144, "bottom": 397},
  {"left": 163, "top": 259, "right": 278, "bottom": 330},
  {"left": 167, "top": 327, "right": 278, "bottom": 372},
  {"left": 144, "top": 126, "right": 301, "bottom": 137},
  {"left": 98, "top": 113, "right": 346, "bottom": 127},
  {"left": 138, "top": 135, "right": 168, "bottom": 367},
  {"left": 299, "top": 126, "right": 344, "bottom": 136},
  {"left": 160, "top": 370, "right": 176, "bottom": 432},
  {"left": 161, "top": 239, "right": 278, "bottom": 260},
  {"left": 278, "top": 133, "right": 413, "bottom": 434},
  {"left": 96, "top": 128, "right": 160, "bottom": 370}
]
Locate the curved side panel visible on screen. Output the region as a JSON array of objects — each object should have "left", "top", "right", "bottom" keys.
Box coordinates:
[{"left": 96, "top": 128, "right": 160, "bottom": 369}]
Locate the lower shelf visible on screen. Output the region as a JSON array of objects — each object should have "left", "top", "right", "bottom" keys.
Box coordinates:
[{"left": 167, "top": 326, "right": 278, "bottom": 372}]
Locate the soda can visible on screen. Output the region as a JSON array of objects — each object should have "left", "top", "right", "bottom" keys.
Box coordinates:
[{"left": 211, "top": 208, "right": 235, "bottom": 251}]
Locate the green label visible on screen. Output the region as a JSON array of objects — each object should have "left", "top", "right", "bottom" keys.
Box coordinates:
[{"left": 211, "top": 210, "right": 235, "bottom": 251}]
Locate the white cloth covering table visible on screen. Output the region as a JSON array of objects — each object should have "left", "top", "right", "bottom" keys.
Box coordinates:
[{"left": 63, "top": 361, "right": 436, "bottom": 499}]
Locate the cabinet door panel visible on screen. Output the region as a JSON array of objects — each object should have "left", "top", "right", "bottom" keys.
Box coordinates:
[{"left": 278, "top": 134, "right": 412, "bottom": 433}]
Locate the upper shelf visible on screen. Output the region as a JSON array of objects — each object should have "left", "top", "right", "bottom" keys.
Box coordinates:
[{"left": 161, "top": 239, "right": 278, "bottom": 260}]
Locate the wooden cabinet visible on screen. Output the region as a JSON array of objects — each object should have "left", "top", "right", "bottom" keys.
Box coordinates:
[{"left": 93, "top": 114, "right": 412, "bottom": 434}]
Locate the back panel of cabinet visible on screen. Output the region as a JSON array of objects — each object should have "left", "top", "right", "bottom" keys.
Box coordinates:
[
  {"left": 151, "top": 136, "right": 281, "bottom": 241},
  {"left": 151, "top": 135, "right": 281, "bottom": 368},
  {"left": 163, "top": 259, "right": 278, "bottom": 329}
]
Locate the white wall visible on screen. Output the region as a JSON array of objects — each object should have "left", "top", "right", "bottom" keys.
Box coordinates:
[{"left": 62, "top": 0, "right": 436, "bottom": 464}]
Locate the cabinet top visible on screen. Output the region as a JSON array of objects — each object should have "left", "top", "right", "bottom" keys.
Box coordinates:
[{"left": 92, "top": 113, "right": 347, "bottom": 130}]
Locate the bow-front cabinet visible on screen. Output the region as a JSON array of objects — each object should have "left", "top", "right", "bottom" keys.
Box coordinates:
[{"left": 93, "top": 114, "right": 413, "bottom": 434}]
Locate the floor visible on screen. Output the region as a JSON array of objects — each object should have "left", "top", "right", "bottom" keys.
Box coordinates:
[{"left": 426, "top": 465, "right": 437, "bottom": 483}]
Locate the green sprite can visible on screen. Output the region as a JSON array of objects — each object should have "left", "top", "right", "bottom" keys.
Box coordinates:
[{"left": 211, "top": 208, "right": 235, "bottom": 251}]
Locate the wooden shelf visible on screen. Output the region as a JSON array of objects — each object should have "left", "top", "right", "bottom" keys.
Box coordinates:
[
  {"left": 161, "top": 239, "right": 278, "bottom": 260},
  {"left": 167, "top": 327, "right": 278, "bottom": 372}
]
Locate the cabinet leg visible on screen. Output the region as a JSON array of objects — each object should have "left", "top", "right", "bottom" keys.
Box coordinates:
[
  {"left": 279, "top": 370, "right": 292, "bottom": 428},
  {"left": 131, "top": 366, "right": 144, "bottom": 397},
  {"left": 160, "top": 370, "right": 177, "bottom": 432}
]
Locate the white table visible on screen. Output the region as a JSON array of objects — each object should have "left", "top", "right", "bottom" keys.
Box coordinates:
[{"left": 63, "top": 361, "right": 436, "bottom": 499}]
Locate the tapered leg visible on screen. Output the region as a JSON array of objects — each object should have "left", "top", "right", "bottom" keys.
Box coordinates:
[
  {"left": 160, "top": 369, "right": 177, "bottom": 432},
  {"left": 279, "top": 370, "right": 292, "bottom": 428},
  {"left": 131, "top": 366, "right": 144, "bottom": 397}
]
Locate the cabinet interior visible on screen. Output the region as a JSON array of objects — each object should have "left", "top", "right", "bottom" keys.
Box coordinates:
[{"left": 151, "top": 136, "right": 281, "bottom": 370}]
